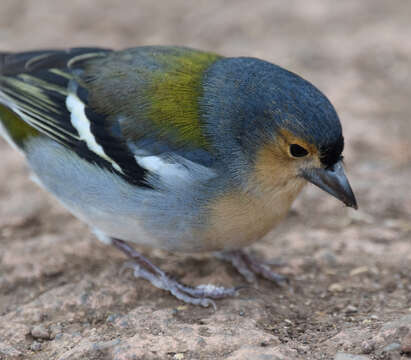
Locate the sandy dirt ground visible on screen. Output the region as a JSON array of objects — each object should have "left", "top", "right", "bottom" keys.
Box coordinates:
[{"left": 0, "top": 1, "right": 411, "bottom": 359}]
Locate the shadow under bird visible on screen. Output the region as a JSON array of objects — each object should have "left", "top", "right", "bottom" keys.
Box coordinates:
[{"left": 0, "top": 46, "right": 357, "bottom": 307}]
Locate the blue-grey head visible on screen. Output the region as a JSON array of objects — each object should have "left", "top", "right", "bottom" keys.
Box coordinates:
[{"left": 202, "top": 57, "right": 357, "bottom": 208}]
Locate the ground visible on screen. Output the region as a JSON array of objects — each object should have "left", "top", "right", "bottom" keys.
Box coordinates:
[{"left": 0, "top": 1, "right": 411, "bottom": 359}]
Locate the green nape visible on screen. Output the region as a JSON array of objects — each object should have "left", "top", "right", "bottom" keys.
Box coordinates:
[
  {"left": 0, "top": 104, "right": 40, "bottom": 147},
  {"left": 148, "top": 50, "right": 221, "bottom": 148}
]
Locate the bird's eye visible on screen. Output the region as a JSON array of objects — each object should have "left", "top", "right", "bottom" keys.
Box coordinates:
[{"left": 289, "top": 144, "right": 309, "bottom": 158}]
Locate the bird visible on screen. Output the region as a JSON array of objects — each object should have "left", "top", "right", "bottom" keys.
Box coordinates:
[{"left": 0, "top": 46, "right": 357, "bottom": 307}]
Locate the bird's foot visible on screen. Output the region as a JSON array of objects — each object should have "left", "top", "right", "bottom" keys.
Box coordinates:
[
  {"left": 216, "top": 249, "right": 288, "bottom": 285},
  {"left": 112, "top": 238, "right": 238, "bottom": 308}
]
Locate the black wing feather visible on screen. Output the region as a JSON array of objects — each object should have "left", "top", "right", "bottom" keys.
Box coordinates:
[{"left": 0, "top": 48, "right": 151, "bottom": 187}]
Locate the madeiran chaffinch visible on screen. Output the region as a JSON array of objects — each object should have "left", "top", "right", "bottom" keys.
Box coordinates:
[{"left": 0, "top": 46, "right": 357, "bottom": 307}]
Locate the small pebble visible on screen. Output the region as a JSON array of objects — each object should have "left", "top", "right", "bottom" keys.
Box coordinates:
[
  {"left": 401, "top": 332, "right": 411, "bottom": 353},
  {"left": 329, "top": 283, "right": 344, "bottom": 292},
  {"left": 360, "top": 340, "right": 375, "bottom": 354},
  {"left": 345, "top": 305, "right": 358, "bottom": 314},
  {"left": 30, "top": 341, "right": 42, "bottom": 352},
  {"left": 350, "top": 266, "right": 369, "bottom": 276},
  {"left": 173, "top": 353, "right": 184, "bottom": 360},
  {"left": 31, "top": 324, "right": 50, "bottom": 340}
]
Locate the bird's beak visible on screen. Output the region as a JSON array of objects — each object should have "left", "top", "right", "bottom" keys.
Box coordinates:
[{"left": 301, "top": 161, "right": 358, "bottom": 209}]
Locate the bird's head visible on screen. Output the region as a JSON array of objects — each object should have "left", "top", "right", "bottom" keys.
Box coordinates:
[{"left": 202, "top": 56, "right": 357, "bottom": 209}]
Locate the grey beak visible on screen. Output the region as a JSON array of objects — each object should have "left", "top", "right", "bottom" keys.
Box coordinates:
[{"left": 301, "top": 161, "right": 358, "bottom": 209}]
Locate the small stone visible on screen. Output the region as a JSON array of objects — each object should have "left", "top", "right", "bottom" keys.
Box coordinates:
[
  {"left": 173, "top": 353, "right": 185, "bottom": 360},
  {"left": 360, "top": 340, "right": 375, "bottom": 354},
  {"left": 31, "top": 324, "right": 50, "bottom": 340},
  {"left": 370, "top": 315, "right": 379, "bottom": 320},
  {"left": 350, "top": 266, "right": 369, "bottom": 276},
  {"left": 382, "top": 342, "right": 401, "bottom": 352},
  {"left": 30, "top": 341, "right": 42, "bottom": 351},
  {"left": 345, "top": 305, "right": 358, "bottom": 314},
  {"left": 401, "top": 332, "right": 411, "bottom": 353},
  {"left": 329, "top": 283, "right": 344, "bottom": 292}
]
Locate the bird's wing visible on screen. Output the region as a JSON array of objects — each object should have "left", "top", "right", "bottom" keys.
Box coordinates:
[{"left": 0, "top": 47, "right": 218, "bottom": 187}]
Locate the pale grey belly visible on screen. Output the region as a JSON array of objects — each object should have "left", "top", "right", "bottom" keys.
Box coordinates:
[{"left": 24, "top": 138, "right": 208, "bottom": 253}]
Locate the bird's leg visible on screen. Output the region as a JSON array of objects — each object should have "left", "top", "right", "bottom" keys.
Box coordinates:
[
  {"left": 111, "top": 238, "right": 238, "bottom": 307},
  {"left": 216, "top": 249, "right": 287, "bottom": 285}
]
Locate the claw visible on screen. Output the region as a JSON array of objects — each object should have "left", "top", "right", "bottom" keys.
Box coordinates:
[
  {"left": 218, "top": 249, "right": 288, "bottom": 286},
  {"left": 111, "top": 238, "right": 238, "bottom": 307}
]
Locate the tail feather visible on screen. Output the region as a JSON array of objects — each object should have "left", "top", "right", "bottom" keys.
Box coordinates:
[
  {"left": 1, "top": 51, "right": 55, "bottom": 75},
  {"left": 0, "top": 47, "right": 112, "bottom": 148},
  {"left": 0, "top": 48, "right": 111, "bottom": 76},
  {"left": 0, "top": 48, "right": 111, "bottom": 148}
]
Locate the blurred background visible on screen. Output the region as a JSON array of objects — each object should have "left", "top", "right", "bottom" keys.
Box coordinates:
[{"left": 1, "top": 1, "right": 411, "bottom": 359}]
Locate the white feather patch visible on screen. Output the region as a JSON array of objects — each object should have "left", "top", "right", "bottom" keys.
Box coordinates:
[
  {"left": 136, "top": 155, "right": 190, "bottom": 181},
  {"left": 135, "top": 154, "right": 216, "bottom": 186},
  {"left": 65, "top": 92, "right": 123, "bottom": 173}
]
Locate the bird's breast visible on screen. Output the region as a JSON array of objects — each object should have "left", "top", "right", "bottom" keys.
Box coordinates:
[{"left": 200, "top": 179, "right": 305, "bottom": 251}]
